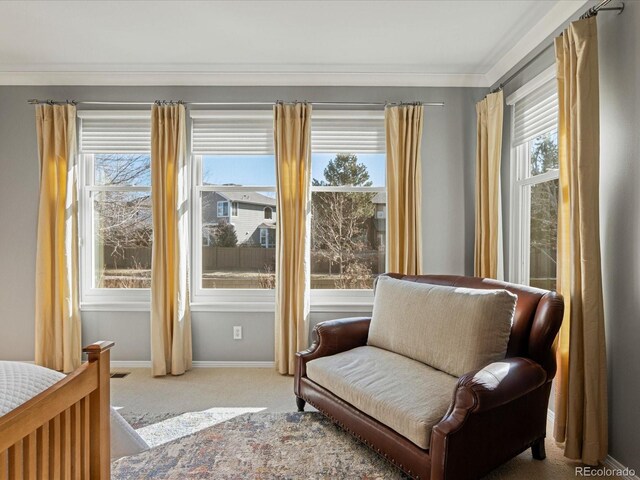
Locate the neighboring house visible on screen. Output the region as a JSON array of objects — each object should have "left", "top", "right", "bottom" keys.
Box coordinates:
[
  {"left": 202, "top": 191, "right": 276, "bottom": 247},
  {"left": 371, "top": 192, "right": 386, "bottom": 250}
]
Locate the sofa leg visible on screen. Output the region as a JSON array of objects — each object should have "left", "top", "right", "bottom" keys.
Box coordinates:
[
  {"left": 531, "top": 438, "right": 546, "bottom": 460},
  {"left": 296, "top": 396, "right": 306, "bottom": 412}
]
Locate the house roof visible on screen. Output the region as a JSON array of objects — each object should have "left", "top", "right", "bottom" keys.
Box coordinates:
[
  {"left": 222, "top": 191, "right": 276, "bottom": 207},
  {"left": 372, "top": 192, "right": 386, "bottom": 204},
  {"left": 258, "top": 221, "right": 276, "bottom": 229}
]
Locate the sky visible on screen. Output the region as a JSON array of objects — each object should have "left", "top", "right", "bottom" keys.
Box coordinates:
[
  {"left": 202, "top": 153, "right": 386, "bottom": 187},
  {"left": 94, "top": 152, "right": 386, "bottom": 188}
]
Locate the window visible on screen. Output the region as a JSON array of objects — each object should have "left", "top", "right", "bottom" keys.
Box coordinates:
[
  {"left": 264, "top": 207, "right": 273, "bottom": 220},
  {"left": 191, "top": 111, "right": 276, "bottom": 298},
  {"left": 259, "top": 228, "right": 273, "bottom": 248},
  {"left": 217, "top": 201, "right": 229, "bottom": 217},
  {"left": 508, "top": 67, "right": 559, "bottom": 290},
  {"left": 310, "top": 111, "right": 386, "bottom": 290},
  {"left": 79, "top": 111, "right": 152, "bottom": 306}
]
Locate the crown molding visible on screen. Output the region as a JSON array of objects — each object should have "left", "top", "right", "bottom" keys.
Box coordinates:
[
  {"left": 0, "top": 2, "right": 591, "bottom": 89},
  {"left": 0, "top": 68, "right": 487, "bottom": 88},
  {"left": 485, "top": 0, "right": 590, "bottom": 86}
]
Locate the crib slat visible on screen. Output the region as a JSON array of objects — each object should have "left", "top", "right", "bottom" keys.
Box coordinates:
[
  {"left": 8, "top": 440, "right": 22, "bottom": 480},
  {"left": 71, "top": 403, "right": 81, "bottom": 480},
  {"left": 49, "top": 417, "right": 60, "bottom": 479},
  {"left": 80, "top": 398, "right": 90, "bottom": 479},
  {"left": 0, "top": 449, "right": 8, "bottom": 480},
  {"left": 60, "top": 409, "right": 71, "bottom": 480},
  {"left": 23, "top": 433, "right": 36, "bottom": 480},
  {"left": 36, "top": 423, "right": 49, "bottom": 480}
]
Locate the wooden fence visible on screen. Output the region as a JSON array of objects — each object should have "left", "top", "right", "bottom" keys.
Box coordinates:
[
  {"left": 202, "top": 247, "right": 276, "bottom": 271},
  {"left": 101, "top": 245, "right": 385, "bottom": 275}
]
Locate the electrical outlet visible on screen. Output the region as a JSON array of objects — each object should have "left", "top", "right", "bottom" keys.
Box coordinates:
[{"left": 233, "top": 326, "right": 243, "bottom": 340}]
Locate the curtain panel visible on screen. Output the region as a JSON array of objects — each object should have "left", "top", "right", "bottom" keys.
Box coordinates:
[
  {"left": 150, "top": 103, "right": 192, "bottom": 377},
  {"left": 474, "top": 91, "right": 503, "bottom": 279},
  {"left": 34, "top": 104, "right": 81, "bottom": 373},
  {"left": 553, "top": 17, "right": 608, "bottom": 466},
  {"left": 385, "top": 104, "right": 424, "bottom": 275},
  {"left": 273, "top": 102, "right": 312, "bottom": 375}
]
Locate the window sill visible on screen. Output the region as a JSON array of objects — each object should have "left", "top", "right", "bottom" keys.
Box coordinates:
[
  {"left": 80, "top": 302, "right": 150, "bottom": 312},
  {"left": 80, "top": 300, "right": 374, "bottom": 314}
]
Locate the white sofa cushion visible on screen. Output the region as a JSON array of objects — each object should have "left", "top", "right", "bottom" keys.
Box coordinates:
[
  {"left": 367, "top": 276, "right": 516, "bottom": 377},
  {"left": 306, "top": 346, "right": 458, "bottom": 449}
]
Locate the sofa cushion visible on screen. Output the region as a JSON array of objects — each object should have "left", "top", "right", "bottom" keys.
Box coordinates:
[
  {"left": 306, "top": 346, "right": 458, "bottom": 449},
  {"left": 367, "top": 276, "right": 516, "bottom": 377}
]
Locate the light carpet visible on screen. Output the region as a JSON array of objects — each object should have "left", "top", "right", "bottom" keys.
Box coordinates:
[{"left": 110, "top": 368, "right": 621, "bottom": 479}]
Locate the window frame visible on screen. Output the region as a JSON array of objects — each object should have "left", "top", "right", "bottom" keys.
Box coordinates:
[
  {"left": 507, "top": 66, "right": 559, "bottom": 287},
  {"left": 190, "top": 110, "right": 277, "bottom": 309},
  {"left": 189, "top": 109, "right": 386, "bottom": 311},
  {"left": 78, "top": 110, "right": 152, "bottom": 311},
  {"left": 79, "top": 108, "right": 388, "bottom": 312},
  {"left": 191, "top": 156, "right": 277, "bottom": 308},
  {"left": 309, "top": 110, "right": 387, "bottom": 307}
]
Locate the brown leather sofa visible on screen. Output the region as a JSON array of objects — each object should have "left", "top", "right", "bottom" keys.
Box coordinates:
[{"left": 294, "top": 274, "right": 564, "bottom": 480}]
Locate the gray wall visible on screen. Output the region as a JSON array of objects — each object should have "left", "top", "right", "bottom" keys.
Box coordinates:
[
  {"left": 598, "top": 4, "right": 640, "bottom": 473},
  {"left": 0, "top": 85, "right": 483, "bottom": 363},
  {"left": 492, "top": 4, "right": 640, "bottom": 472}
]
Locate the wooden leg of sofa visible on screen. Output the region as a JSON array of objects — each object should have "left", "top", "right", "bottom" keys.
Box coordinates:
[
  {"left": 531, "top": 438, "right": 546, "bottom": 460},
  {"left": 296, "top": 397, "right": 306, "bottom": 412}
]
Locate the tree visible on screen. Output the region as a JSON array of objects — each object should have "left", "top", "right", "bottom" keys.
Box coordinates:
[
  {"left": 213, "top": 220, "right": 238, "bottom": 247},
  {"left": 95, "top": 154, "right": 153, "bottom": 253},
  {"left": 94, "top": 154, "right": 153, "bottom": 287},
  {"left": 530, "top": 133, "right": 558, "bottom": 176},
  {"left": 311, "top": 154, "right": 376, "bottom": 286},
  {"left": 529, "top": 134, "right": 559, "bottom": 289}
]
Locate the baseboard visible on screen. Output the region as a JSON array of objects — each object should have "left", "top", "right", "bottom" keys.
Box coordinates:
[
  {"left": 603, "top": 456, "right": 639, "bottom": 480},
  {"left": 193, "top": 361, "right": 275, "bottom": 368},
  {"left": 110, "top": 361, "right": 151, "bottom": 368},
  {"left": 110, "top": 360, "right": 274, "bottom": 369},
  {"left": 547, "top": 409, "right": 638, "bottom": 480}
]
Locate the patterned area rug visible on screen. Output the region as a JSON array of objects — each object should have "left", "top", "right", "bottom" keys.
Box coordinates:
[{"left": 113, "top": 411, "right": 408, "bottom": 479}]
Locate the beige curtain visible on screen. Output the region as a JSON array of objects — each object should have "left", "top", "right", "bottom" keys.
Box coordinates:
[
  {"left": 34, "top": 104, "right": 81, "bottom": 373},
  {"left": 150, "top": 103, "right": 192, "bottom": 377},
  {"left": 474, "top": 91, "right": 503, "bottom": 279},
  {"left": 385, "top": 105, "right": 424, "bottom": 275},
  {"left": 274, "top": 102, "right": 312, "bottom": 375},
  {"left": 553, "top": 17, "right": 608, "bottom": 466}
]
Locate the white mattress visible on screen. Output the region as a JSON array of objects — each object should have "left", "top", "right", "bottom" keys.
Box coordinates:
[{"left": 0, "top": 361, "right": 149, "bottom": 460}]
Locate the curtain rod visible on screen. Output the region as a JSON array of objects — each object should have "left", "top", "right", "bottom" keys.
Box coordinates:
[
  {"left": 489, "top": 0, "right": 624, "bottom": 94},
  {"left": 580, "top": 0, "right": 624, "bottom": 19},
  {"left": 27, "top": 100, "right": 445, "bottom": 107}
]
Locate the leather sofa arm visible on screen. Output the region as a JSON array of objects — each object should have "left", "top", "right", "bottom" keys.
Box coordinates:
[
  {"left": 433, "top": 357, "right": 547, "bottom": 438},
  {"left": 295, "top": 317, "right": 371, "bottom": 380},
  {"left": 430, "top": 357, "right": 548, "bottom": 479},
  {"left": 455, "top": 356, "right": 547, "bottom": 413}
]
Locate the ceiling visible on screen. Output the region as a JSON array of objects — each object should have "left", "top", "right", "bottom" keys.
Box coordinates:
[{"left": 0, "top": 0, "right": 589, "bottom": 87}]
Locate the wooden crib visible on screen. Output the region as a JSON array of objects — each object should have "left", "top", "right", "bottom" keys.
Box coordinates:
[{"left": 0, "top": 341, "right": 113, "bottom": 480}]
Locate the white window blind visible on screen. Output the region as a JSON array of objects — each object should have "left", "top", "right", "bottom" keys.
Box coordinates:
[
  {"left": 78, "top": 111, "right": 151, "bottom": 154},
  {"left": 512, "top": 79, "right": 558, "bottom": 147},
  {"left": 191, "top": 111, "right": 274, "bottom": 155},
  {"left": 312, "top": 111, "right": 385, "bottom": 153}
]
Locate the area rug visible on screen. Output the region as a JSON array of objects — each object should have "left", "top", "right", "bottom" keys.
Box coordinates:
[
  {"left": 112, "top": 411, "right": 409, "bottom": 479},
  {"left": 119, "top": 407, "right": 267, "bottom": 448},
  {"left": 113, "top": 410, "right": 601, "bottom": 479}
]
